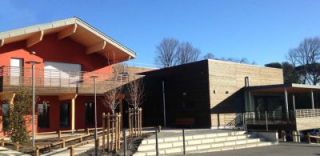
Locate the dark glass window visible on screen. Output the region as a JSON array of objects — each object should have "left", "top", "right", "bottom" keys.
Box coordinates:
[
  {"left": 85, "top": 102, "right": 94, "bottom": 126},
  {"left": 60, "top": 102, "right": 70, "bottom": 128},
  {"left": 38, "top": 102, "right": 50, "bottom": 128},
  {"left": 2, "top": 103, "right": 9, "bottom": 131}
]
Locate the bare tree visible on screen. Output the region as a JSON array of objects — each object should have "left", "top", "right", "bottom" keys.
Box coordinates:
[
  {"left": 126, "top": 77, "right": 144, "bottom": 110},
  {"left": 287, "top": 37, "right": 320, "bottom": 85},
  {"left": 155, "top": 38, "right": 179, "bottom": 68},
  {"left": 203, "top": 52, "right": 215, "bottom": 59},
  {"left": 103, "top": 64, "right": 125, "bottom": 114},
  {"left": 104, "top": 88, "right": 122, "bottom": 114},
  {"left": 176, "top": 42, "right": 200, "bottom": 65}
]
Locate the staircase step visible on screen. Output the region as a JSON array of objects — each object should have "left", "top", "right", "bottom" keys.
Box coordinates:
[
  {"left": 138, "top": 138, "right": 261, "bottom": 153},
  {"left": 138, "top": 135, "right": 253, "bottom": 151},
  {"left": 141, "top": 131, "right": 246, "bottom": 144},
  {"left": 134, "top": 141, "right": 273, "bottom": 156}
]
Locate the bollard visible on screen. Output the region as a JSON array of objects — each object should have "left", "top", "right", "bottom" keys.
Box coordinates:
[
  {"left": 292, "top": 131, "right": 299, "bottom": 143},
  {"left": 182, "top": 129, "right": 186, "bottom": 155},
  {"left": 281, "top": 130, "right": 286, "bottom": 142},
  {"left": 155, "top": 128, "right": 159, "bottom": 156},
  {"left": 307, "top": 133, "right": 311, "bottom": 143}
]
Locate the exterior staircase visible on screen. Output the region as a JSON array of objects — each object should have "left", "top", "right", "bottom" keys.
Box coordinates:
[{"left": 134, "top": 129, "right": 275, "bottom": 156}]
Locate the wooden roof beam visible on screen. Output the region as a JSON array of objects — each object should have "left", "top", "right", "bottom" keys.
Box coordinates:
[
  {"left": 27, "top": 30, "right": 44, "bottom": 47},
  {"left": 58, "top": 24, "right": 77, "bottom": 40},
  {"left": 86, "top": 41, "right": 106, "bottom": 54},
  {"left": 0, "top": 38, "right": 4, "bottom": 47},
  {"left": 59, "top": 93, "right": 78, "bottom": 101}
]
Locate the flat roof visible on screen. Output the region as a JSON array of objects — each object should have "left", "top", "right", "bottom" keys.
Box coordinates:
[{"left": 249, "top": 83, "right": 320, "bottom": 93}]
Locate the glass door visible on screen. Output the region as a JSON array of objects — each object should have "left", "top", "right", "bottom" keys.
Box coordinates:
[{"left": 60, "top": 102, "right": 70, "bottom": 128}]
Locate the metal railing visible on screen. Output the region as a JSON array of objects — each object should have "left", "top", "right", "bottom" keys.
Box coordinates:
[
  {"left": 295, "top": 109, "right": 320, "bottom": 118},
  {"left": 0, "top": 66, "right": 135, "bottom": 94}
]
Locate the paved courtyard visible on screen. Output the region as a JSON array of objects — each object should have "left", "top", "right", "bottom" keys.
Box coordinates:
[{"left": 194, "top": 143, "right": 320, "bottom": 156}]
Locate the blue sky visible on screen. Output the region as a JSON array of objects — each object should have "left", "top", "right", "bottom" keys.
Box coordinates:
[{"left": 1, "top": 0, "right": 320, "bottom": 67}]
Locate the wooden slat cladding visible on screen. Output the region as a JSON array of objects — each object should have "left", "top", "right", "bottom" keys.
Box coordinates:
[{"left": 208, "top": 60, "right": 283, "bottom": 127}]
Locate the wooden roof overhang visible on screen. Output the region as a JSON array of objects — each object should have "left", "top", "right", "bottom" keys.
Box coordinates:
[
  {"left": 0, "top": 17, "right": 136, "bottom": 63},
  {"left": 248, "top": 83, "right": 320, "bottom": 94}
]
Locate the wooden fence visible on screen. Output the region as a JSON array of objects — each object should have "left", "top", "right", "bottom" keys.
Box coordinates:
[
  {"left": 128, "top": 108, "right": 142, "bottom": 137},
  {"left": 102, "top": 112, "right": 121, "bottom": 152}
]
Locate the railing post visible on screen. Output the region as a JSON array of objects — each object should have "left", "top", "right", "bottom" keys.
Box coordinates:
[
  {"left": 102, "top": 113, "right": 106, "bottom": 152},
  {"left": 155, "top": 127, "right": 159, "bottom": 156},
  {"left": 123, "top": 129, "right": 127, "bottom": 156},
  {"left": 58, "top": 130, "right": 61, "bottom": 139},
  {"left": 70, "top": 146, "right": 74, "bottom": 156},
  {"left": 35, "top": 146, "right": 40, "bottom": 156},
  {"left": 182, "top": 129, "right": 186, "bottom": 155},
  {"left": 265, "top": 111, "right": 268, "bottom": 131}
]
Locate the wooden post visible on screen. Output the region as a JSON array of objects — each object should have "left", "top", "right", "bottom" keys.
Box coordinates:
[
  {"left": 106, "top": 113, "right": 110, "bottom": 152},
  {"left": 35, "top": 146, "right": 40, "bottom": 156},
  {"left": 62, "top": 139, "right": 65, "bottom": 148},
  {"left": 140, "top": 108, "right": 143, "bottom": 136},
  {"left": 15, "top": 142, "right": 20, "bottom": 151},
  {"left": 0, "top": 138, "right": 4, "bottom": 146},
  {"left": 70, "top": 146, "right": 74, "bottom": 156},
  {"left": 118, "top": 114, "right": 121, "bottom": 150},
  {"left": 57, "top": 130, "right": 61, "bottom": 139},
  {"left": 102, "top": 113, "right": 106, "bottom": 152},
  {"left": 128, "top": 108, "right": 132, "bottom": 137}
]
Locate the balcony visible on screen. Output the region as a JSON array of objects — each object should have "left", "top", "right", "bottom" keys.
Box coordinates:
[{"left": 0, "top": 66, "right": 133, "bottom": 95}]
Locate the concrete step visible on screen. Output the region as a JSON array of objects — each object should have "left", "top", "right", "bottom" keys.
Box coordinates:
[
  {"left": 141, "top": 130, "right": 246, "bottom": 144},
  {"left": 134, "top": 141, "right": 273, "bottom": 156},
  {"left": 138, "top": 134, "right": 253, "bottom": 151},
  {"left": 137, "top": 138, "right": 261, "bottom": 153}
]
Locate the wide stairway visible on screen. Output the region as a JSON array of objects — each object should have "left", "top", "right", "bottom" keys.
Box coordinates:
[{"left": 134, "top": 129, "right": 275, "bottom": 156}]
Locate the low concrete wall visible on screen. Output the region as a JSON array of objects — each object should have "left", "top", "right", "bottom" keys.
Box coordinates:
[{"left": 249, "top": 131, "right": 279, "bottom": 143}]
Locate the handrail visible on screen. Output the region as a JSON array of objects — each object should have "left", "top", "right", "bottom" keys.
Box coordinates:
[
  {"left": 0, "top": 66, "right": 136, "bottom": 92},
  {"left": 295, "top": 109, "right": 320, "bottom": 118}
]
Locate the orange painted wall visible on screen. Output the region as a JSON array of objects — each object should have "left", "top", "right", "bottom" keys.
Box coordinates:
[
  {"left": 0, "top": 33, "right": 117, "bottom": 133},
  {"left": 37, "top": 95, "right": 111, "bottom": 132},
  {"left": 0, "top": 33, "right": 113, "bottom": 80}
]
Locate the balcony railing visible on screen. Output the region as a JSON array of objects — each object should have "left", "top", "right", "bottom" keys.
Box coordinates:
[
  {"left": 0, "top": 66, "right": 133, "bottom": 94},
  {"left": 295, "top": 109, "right": 320, "bottom": 118}
]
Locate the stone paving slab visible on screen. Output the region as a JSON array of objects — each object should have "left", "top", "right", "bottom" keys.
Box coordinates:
[{"left": 193, "top": 143, "right": 320, "bottom": 156}]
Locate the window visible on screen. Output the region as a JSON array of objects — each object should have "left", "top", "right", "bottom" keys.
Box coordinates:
[
  {"left": 38, "top": 102, "right": 50, "bottom": 128},
  {"left": 10, "top": 58, "right": 23, "bottom": 85},
  {"left": 85, "top": 102, "right": 94, "bottom": 126},
  {"left": 60, "top": 102, "right": 70, "bottom": 128},
  {"left": 2, "top": 103, "right": 9, "bottom": 131}
]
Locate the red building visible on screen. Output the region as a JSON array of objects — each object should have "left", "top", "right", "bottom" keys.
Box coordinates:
[{"left": 0, "top": 17, "right": 136, "bottom": 134}]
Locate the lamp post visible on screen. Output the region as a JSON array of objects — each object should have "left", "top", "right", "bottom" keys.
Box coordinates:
[
  {"left": 26, "top": 60, "right": 40, "bottom": 148},
  {"left": 91, "top": 75, "right": 98, "bottom": 156}
]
